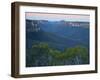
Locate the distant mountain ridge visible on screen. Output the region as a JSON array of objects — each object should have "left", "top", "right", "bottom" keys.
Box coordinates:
[{"left": 26, "top": 19, "right": 89, "bottom": 30}]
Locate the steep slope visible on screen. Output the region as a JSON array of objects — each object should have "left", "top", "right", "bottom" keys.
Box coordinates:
[{"left": 26, "top": 30, "right": 87, "bottom": 51}]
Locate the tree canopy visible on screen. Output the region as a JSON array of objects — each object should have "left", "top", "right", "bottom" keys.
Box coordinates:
[{"left": 26, "top": 42, "right": 89, "bottom": 67}]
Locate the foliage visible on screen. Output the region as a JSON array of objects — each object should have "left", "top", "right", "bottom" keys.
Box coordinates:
[{"left": 26, "top": 42, "right": 89, "bottom": 67}]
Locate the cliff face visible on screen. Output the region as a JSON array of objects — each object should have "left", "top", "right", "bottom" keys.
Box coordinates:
[
  {"left": 26, "top": 19, "right": 89, "bottom": 32},
  {"left": 26, "top": 20, "right": 41, "bottom": 32}
]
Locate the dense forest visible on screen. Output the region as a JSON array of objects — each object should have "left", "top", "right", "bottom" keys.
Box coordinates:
[{"left": 26, "top": 42, "right": 89, "bottom": 67}]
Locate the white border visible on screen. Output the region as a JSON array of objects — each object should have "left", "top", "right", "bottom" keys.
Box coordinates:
[{"left": 19, "top": 6, "right": 95, "bottom": 75}]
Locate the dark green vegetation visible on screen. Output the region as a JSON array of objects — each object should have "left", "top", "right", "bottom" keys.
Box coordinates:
[{"left": 26, "top": 42, "right": 89, "bottom": 67}]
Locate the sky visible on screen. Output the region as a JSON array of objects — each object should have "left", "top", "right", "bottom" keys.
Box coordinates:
[{"left": 25, "top": 12, "right": 90, "bottom": 22}]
